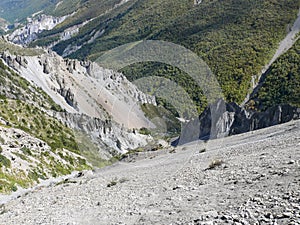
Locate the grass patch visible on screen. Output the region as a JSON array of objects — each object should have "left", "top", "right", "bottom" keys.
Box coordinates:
[{"left": 0, "top": 154, "right": 11, "bottom": 168}]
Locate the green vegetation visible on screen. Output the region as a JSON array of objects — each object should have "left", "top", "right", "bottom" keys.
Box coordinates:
[
  {"left": 0, "top": 0, "right": 299, "bottom": 192},
  {"left": 30, "top": 0, "right": 123, "bottom": 48},
  {"left": 140, "top": 103, "right": 181, "bottom": 138},
  {"left": 0, "top": 171, "right": 30, "bottom": 193},
  {"left": 75, "top": 131, "right": 113, "bottom": 168},
  {"left": 0, "top": 0, "right": 58, "bottom": 23},
  {"left": 20, "top": 147, "right": 33, "bottom": 156},
  {"left": 139, "top": 127, "right": 151, "bottom": 136},
  {"left": 0, "top": 38, "right": 44, "bottom": 56},
  {"left": 122, "top": 63, "right": 208, "bottom": 115},
  {"left": 0, "top": 98, "right": 92, "bottom": 193},
  {"left": 0, "top": 154, "right": 11, "bottom": 168},
  {"left": 0, "top": 49, "right": 115, "bottom": 193},
  {"left": 0, "top": 99, "right": 78, "bottom": 153},
  {"left": 0, "top": 57, "right": 64, "bottom": 112},
  {"left": 31, "top": 0, "right": 300, "bottom": 113},
  {"left": 251, "top": 38, "right": 300, "bottom": 110},
  {"left": 0, "top": 0, "right": 124, "bottom": 25}
]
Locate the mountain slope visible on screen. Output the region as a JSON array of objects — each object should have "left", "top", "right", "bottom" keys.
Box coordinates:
[
  {"left": 0, "top": 37, "right": 157, "bottom": 193},
  {"left": 23, "top": 0, "right": 300, "bottom": 109},
  {"left": 0, "top": 0, "right": 58, "bottom": 23},
  {"left": 0, "top": 48, "right": 92, "bottom": 193},
  {"left": 248, "top": 37, "right": 300, "bottom": 111},
  {"left": 0, "top": 120, "right": 299, "bottom": 224}
]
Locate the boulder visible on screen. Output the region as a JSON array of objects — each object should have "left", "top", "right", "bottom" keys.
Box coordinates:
[{"left": 174, "top": 99, "right": 300, "bottom": 145}]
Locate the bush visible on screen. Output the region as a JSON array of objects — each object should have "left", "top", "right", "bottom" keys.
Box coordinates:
[
  {"left": 207, "top": 159, "right": 224, "bottom": 170},
  {"left": 107, "top": 180, "right": 117, "bottom": 187},
  {"left": 20, "top": 147, "right": 32, "bottom": 156},
  {"left": 139, "top": 127, "right": 151, "bottom": 135},
  {"left": 0, "top": 154, "right": 11, "bottom": 168}
]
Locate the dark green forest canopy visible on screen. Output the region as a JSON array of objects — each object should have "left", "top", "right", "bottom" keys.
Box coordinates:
[{"left": 251, "top": 38, "right": 300, "bottom": 111}]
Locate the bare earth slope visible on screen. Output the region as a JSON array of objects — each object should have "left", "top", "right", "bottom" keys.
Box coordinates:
[{"left": 0, "top": 120, "right": 299, "bottom": 224}]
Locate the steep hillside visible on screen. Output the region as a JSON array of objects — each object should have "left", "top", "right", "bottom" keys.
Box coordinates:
[
  {"left": 1, "top": 48, "right": 155, "bottom": 128},
  {"left": 0, "top": 120, "right": 299, "bottom": 224},
  {"left": 2, "top": 1, "right": 300, "bottom": 135},
  {"left": 0, "top": 0, "right": 58, "bottom": 23},
  {"left": 0, "top": 0, "right": 299, "bottom": 216},
  {"left": 0, "top": 48, "right": 92, "bottom": 193},
  {"left": 0, "top": 101, "right": 91, "bottom": 193},
  {"left": 23, "top": 0, "right": 300, "bottom": 108},
  {"left": 249, "top": 37, "right": 300, "bottom": 111},
  {"left": 0, "top": 38, "right": 157, "bottom": 193}
]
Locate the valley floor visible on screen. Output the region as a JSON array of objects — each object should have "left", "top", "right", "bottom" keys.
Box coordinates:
[{"left": 0, "top": 120, "right": 300, "bottom": 225}]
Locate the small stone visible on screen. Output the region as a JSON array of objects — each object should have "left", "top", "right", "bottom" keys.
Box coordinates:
[
  {"left": 205, "top": 210, "right": 218, "bottom": 219},
  {"left": 288, "top": 160, "right": 295, "bottom": 164},
  {"left": 232, "top": 214, "right": 239, "bottom": 222},
  {"left": 282, "top": 212, "right": 293, "bottom": 218},
  {"left": 220, "top": 215, "right": 231, "bottom": 221},
  {"left": 264, "top": 212, "right": 273, "bottom": 219},
  {"left": 172, "top": 185, "right": 184, "bottom": 190},
  {"left": 291, "top": 203, "right": 300, "bottom": 209}
]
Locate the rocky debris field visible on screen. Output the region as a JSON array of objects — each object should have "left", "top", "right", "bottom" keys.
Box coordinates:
[{"left": 0, "top": 120, "right": 299, "bottom": 225}]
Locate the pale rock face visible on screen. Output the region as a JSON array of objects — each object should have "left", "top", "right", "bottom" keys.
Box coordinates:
[
  {"left": 0, "top": 50, "right": 156, "bottom": 153},
  {"left": 6, "top": 0, "right": 132, "bottom": 51},
  {"left": 175, "top": 99, "right": 300, "bottom": 145},
  {"left": 194, "top": 0, "right": 202, "bottom": 6},
  {"left": 8, "top": 14, "right": 68, "bottom": 45},
  {"left": 55, "top": 112, "right": 152, "bottom": 157}
]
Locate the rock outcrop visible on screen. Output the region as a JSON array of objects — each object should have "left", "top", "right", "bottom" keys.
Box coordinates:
[
  {"left": 55, "top": 112, "right": 152, "bottom": 157},
  {"left": 1, "top": 51, "right": 28, "bottom": 69},
  {"left": 8, "top": 14, "right": 68, "bottom": 45},
  {"left": 175, "top": 99, "right": 300, "bottom": 145},
  {"left": 0, "top": 123, "right": 90, "bottom": 193},
  {"left": 0, "top": 50, "right": 155, "bottom": 154}
]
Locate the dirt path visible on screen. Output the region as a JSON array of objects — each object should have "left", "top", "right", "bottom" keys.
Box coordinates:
[{"left": 0, "top": 120, "right": 299, "bottom": 224}]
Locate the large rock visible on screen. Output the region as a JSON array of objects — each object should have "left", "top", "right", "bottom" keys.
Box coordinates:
[
  {"left": 8, "top": 14, "right": 68, "bottom": 46},
  {"left": 174, "top": 99, "right": 300, "bottom": 145}
]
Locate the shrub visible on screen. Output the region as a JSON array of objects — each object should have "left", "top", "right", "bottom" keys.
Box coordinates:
[
  {"left": 0, "top": 154, "right": 11, "bottom": 168},
  {"left": 139, "top": 127, "right": 151, "bottom": 135},
  {"left": 207, "top": 159, "right": 224, "bottom": 170},
  {"left": 20, "top": 147, "right": 32, "bottom": 156},
  {"left": 107, "top": 180, "right": 117, "bottom": 187}
]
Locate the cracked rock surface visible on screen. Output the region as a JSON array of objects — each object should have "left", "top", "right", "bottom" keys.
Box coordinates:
[{"left": 0, "top": 120, "right": 299, "bottom": 225}]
